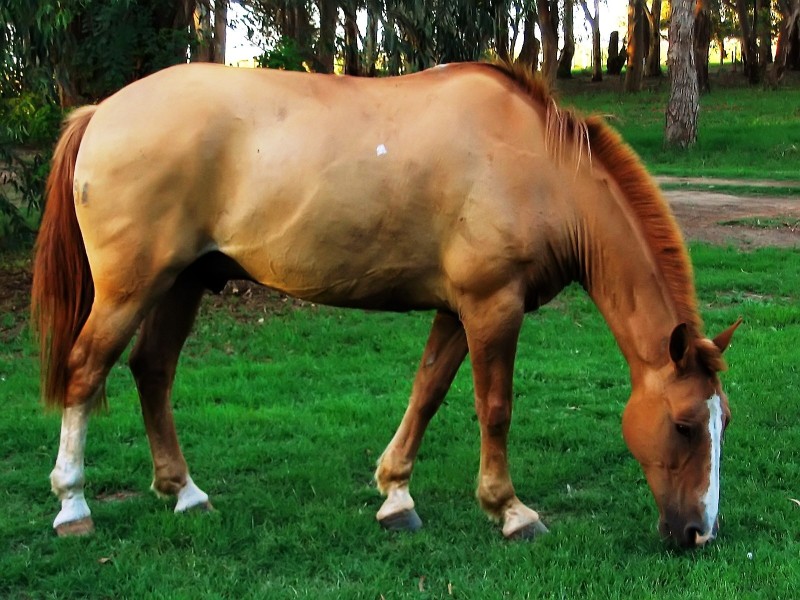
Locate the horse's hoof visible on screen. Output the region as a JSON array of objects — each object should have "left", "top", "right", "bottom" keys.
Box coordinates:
[
  {"left": 183, "top": 500, "right": 214, "bottom": 513},
  {"left": 55, "top": 516, "right": 95, "bottom": 537},
  {"left": 379, "top": 508, "right": 422, "bottom": 532},
  {"left": 504, "top": 519, "right": 548, "bottom": 541}
]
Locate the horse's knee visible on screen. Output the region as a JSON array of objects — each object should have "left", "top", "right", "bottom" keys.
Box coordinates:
[{"left": 480, "top": 398, "right": 511, "bottom": 436}]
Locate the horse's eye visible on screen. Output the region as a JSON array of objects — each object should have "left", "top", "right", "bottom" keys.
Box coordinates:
[{"left": 675, "top": 424, "right": 692, "bottom": 438}]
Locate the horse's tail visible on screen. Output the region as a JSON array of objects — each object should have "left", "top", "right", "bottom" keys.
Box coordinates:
[{"left": 31, "top": 106, "right": 97, "bottom": 409}]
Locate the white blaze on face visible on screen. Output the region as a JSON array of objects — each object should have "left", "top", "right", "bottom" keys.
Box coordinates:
[{"left": 700, "top": 392, "right": 723, "bottom": 536}]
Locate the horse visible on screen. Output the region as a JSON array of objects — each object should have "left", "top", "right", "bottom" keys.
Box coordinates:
[{"left": 32, "top": 61, "right": 740, "bottom": 548}]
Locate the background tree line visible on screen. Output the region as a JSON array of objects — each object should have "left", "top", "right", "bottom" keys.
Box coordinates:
[{"left": 2, "top": 0, "right": 799, "bottom": 242}]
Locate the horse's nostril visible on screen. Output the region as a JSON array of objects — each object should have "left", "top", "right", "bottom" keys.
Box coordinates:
[{"left": 683, "top": 523, "right": 703, "bottom": 548}]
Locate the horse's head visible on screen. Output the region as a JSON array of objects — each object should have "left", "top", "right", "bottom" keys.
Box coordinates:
[{"left": 622, "top": 319, "right": 741, "bottom": 549}]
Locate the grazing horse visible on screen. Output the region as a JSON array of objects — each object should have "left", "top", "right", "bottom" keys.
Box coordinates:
[{"left": 32, "top": 62, "right": 740, "bottom": 548}]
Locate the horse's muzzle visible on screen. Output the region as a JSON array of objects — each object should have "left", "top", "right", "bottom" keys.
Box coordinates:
[{"left": 659, "top": 518, "right": 719, "bottom": 549}]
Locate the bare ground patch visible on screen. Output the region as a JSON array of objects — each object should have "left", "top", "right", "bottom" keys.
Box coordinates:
[{"left": 664, "top": 188, "right": 800, "bottom": 248}]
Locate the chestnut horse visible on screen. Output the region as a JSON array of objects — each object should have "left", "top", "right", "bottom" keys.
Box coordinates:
[{"left": 32, "top": 62, "right": 739, "bottom": 548}]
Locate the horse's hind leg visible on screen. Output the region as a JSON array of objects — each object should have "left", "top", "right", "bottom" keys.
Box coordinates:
[
  {"left": 375, "top": 311, "right": 467, "bottom": 531},
  {"left": 128, "top": 274, "right": 211, "bottom": 513},
  {"left": 51, "top": 297, "right": 147, "bottom": 536}
]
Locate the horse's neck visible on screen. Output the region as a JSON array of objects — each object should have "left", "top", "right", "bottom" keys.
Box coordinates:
[{"left": 574, "top": 182, "right": 680, "bottom": 374}]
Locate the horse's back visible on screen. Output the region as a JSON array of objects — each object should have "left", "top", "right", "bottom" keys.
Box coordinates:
[{"left": 73, "top": 64, "right": 550, "bottom": 309}]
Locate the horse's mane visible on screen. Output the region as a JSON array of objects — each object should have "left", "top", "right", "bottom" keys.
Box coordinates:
[{"left": 482, "top": 61, "right": 719, "bottom": 367}]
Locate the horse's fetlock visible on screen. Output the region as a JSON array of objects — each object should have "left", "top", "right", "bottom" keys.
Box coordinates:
[{"left": 50, "top": 465, "right": 84, "bottom": 497}]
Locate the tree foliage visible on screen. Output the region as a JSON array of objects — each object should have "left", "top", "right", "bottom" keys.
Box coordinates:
[{"left": 2, "top": 0, "right": 800, "bottom": 242}]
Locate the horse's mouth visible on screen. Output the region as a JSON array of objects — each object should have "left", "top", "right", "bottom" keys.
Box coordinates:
[{"left": 658, "top": 519, "right": 718, "bottom": 549}]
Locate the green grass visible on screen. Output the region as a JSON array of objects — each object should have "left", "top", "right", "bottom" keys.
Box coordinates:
[
  {"left": 560, "top": 85, "right": 800, "bottom": 180},
  {"left": 1, "top": 244, "right": 799, "bottom": 598},
  {"left": 719, "top": 216, "right": 800, "bottom": 229}
]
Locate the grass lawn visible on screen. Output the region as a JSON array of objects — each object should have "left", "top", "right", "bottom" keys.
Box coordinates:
[
  {"left": 559, "top": 81, "right": 800, "bottom": 181},
  {"left": 1, "top": 244, "right": 798, "bottom": 599}
]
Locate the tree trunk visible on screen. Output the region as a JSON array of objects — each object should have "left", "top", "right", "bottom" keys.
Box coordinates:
[
  {"left": 644, "top": 0, "right": 662, "bottom": 76},
  {"left": 315, "top": 0, "right": 336, "bottom": 74},
  {"left": 735, "top": 0, "right": 761, "bottom": 83},
  {"left": 364, "top": 0, "right": 379, "bottom": 76},
  {"left": 537, "top": 0, "right": 559, "bottom": 81},
  {"left": 774, "top": 1, "right": 800, "bottom": 77},
  {"left": 213, "top": 0, "right": 227, "bottom": 64},
  {"left": 518, "top": 8, "right": 541, "bottom": 71},
  {"left": 496, "top": 2, "right": 511, "bottom": 62},
  {"left": 608, "top": 31, "right": 624, "bottom": 75},
  {"left": 191, "top": 1, "right": 212, "bottom": 62},
  {"left": 579, "top": 0, "right": 602, "bottom": 81},
  {"left": 342, "top": 1, "right": 361, "bottom": 75},
  {"left": 694, "top": 0, "right": 712, "bottom": 92},
  {"left": 558, "top": 0, "right": 576, "bottom": 78},
  {"left": 757, "top": 0, "right": 773, "bottom": 71},
  {"left": 665, "top": 0, "right": 698, "bottom": 147},
  {"left": 625, "top": 0, "right": 645, "bottom": 92}
]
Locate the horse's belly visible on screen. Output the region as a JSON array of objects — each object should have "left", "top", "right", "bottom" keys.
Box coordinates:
[{"left": 216, "top": 202, "right": 449, "bottom": 310}]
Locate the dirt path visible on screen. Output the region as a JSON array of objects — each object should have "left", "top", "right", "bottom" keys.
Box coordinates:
[
  {"left": 664, "top": 188, "right": 799, "bottom": 248},
  {"left": 656, "top": 176, "right": 800, "bottom": 189}
]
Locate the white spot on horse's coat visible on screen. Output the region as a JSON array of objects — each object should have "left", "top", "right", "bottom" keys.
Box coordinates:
[
  {"left": 700, "top": 393, "right": 723, "bottom": 538},
  {"left": 376, "top": 144, "right": 388, "bottom": 156},
  {"left": 50, "top": 405, "right": 91, "bottom": 528},
  {"left": 174, "top": 475, "right": 209, "bottom": 512}
]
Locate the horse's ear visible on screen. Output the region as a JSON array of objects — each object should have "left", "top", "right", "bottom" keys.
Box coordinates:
[
  {"left": 669, "top": 323, "right": 690, "bottom": 367},
  {"left": 712, "top": 317, "right": 743, "bottom": 353}
]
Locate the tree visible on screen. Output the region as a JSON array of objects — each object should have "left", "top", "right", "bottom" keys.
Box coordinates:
[
  {"left": 537, "top": 0, "right": 559, "bottom": 82},
  {"left": 725, "top": 0, "right": 764, "bottom": 83},
  {"left": 342, "top": 0, "right": 361, "bottom": 75},
  {"left": 558, "top": 0, "right": 576, "bottom": 78},
  {"left": 625, "top": 0, "right": 645, "bottom": 92},
  {"left": 607, "top": 30, "right": 626, "bottom": 74},
  {"left": 773, "top": 0, "right": 800, "bottom": 80},
  {"left": 1, "top": 0, "right": 194, "bottom": 107},
  {"left": 517, "top": 4, "right": 541, "bottom": 70},
  {"left": 579, "top": 0, "right": 603, "bottom": 81},
  {"left": 644, "top": 0, "right": 663, "bottom": 77},
  {"left": 694, "top": 0, "right": 713, "bottom": 92},
  {"left": 665, "top": 0, "right": 699, "bottom": 147},
  {"left": 192, "top": 0, "right": 228, "bottom": 63}
]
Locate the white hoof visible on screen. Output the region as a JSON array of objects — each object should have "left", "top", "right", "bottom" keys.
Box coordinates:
[
  {"left": 502, "top": 501, "right": 548, "bottom": 539},
  {"left": 376, "top": 485, "right": 422, "bottom": 531},
  {"left": 174, "top": 475, "right": 211, "bottom": 513},
  {"left": 53, "top": 493, "right": 91, "bottom": 529}
]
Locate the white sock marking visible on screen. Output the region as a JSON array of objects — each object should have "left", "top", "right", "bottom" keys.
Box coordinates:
[
  {"left": 50, "top": 405, "right": 91, "bottom": 528},
  {"left": 174, "top": 475, "right": 209, "bottom": 512},
  {"left": 700, "top": 393, "right": 723, "bottom": 536}
]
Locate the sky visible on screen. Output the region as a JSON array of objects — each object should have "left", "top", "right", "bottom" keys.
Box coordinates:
[{"left": 225, "top": 3, "right": 630, "bottom": 69}]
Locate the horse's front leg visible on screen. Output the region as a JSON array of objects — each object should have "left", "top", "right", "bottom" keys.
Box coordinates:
[
  {"left": 375, "top": 311, "right": 468, "bottom": 531},
  {"left": 462, "top": 290, "right": 548, "bottom": 540}
]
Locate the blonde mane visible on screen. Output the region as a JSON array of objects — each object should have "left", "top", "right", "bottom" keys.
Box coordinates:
[{"left": 483, "top": 61, "right": 706, "bottom": 345}]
